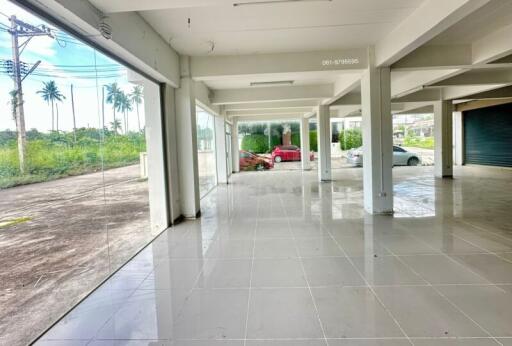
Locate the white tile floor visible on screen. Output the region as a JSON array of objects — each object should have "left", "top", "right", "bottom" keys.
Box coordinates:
[{"left": 36, "top": 166, "right": 512, "bottom": 346}]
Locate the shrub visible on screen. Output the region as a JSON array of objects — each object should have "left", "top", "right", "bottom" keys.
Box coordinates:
[
  {"left": 241, "top": 134, "right": 268, "bottom": 153},
  {"left": 309, "top": 130, "right": 318, "bottom": 152},
  {"left": 404, "top": 136, "right": 434, "bottom": 149},
  {"left": 339, "top": 128, "right": 362, "bottom": 150}
]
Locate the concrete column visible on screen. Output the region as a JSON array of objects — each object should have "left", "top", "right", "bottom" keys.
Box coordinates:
[
  {"left": 317, "top": 105, "right": 331, "bottom": 181},
  {"left": 231, "top": 118, "right": 240, "bottom": 173},
  {"left": 434, "top": 100, "right": 454, "bottom": 177},
  {"left": 215, "top": 116, "right": 228, "bottom": 183},
  {"left": 453, "top": 111, "right": 463, "bottom": 166},
  {"left": 175, "top": 57, "right": 200, "bottom": 218},
  {"left": 300, "top": 116, "right": 311, "bottom": 171},
  {"left": 360, "top": 52, "right": 393, "bottom": 214}
]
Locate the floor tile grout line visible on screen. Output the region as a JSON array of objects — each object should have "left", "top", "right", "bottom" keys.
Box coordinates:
[
  {"left": 394, "top": 223, "right": 506, "bottom": 292},
  {"left": 386, "top": 246, "right": 503, "bottom": 346},
  {"left": 323, "top": 223, "right": 415, "bottom": 346},
  {"left": 459, "top": 219, "right": 512, "bottom": 245},
  {"left": 448, "top": 227, "right": 512, "bottom": 266},
  {"left": 242, "top": 184, "right": 260, "bottom": 346},
  {"left": 279, "top": 189, "right": 330, "bottom": 346}
]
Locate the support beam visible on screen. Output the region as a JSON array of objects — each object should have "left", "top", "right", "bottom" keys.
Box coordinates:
[
  {"left": 432, "top": 68, "right": 512, "bottom": 86},
  {"left": 175, "top": 58, "right": 200, "bottom": 218},
  {"left": 434, "top": 100, "right": 454, "bottom": 177},
  {"left": 375, "top": 0, "right": 490, "bottom": 66},
  {"left": 317, "top": 105, "right": 331, "bottom": 181},
  {"left": 361, "top": 54, "right": 393, "bottom": 214},
  {"left": 215, "top": 116, "right": 228, "bottom": 184},
  {"left": 212, "top": 84, "right": 333, "bottom": 105},
  {"left": 224, "top": 100, "right": 320, "bottom": 111},
  {"left": 191, "top": 49, "right": 367, "bottom": 79},
  {"left": 231, "top": 118, "right": 240, "bottom": 173},
  {"left": 227, "top": 108, "right": 313, "bottom": 117},
  {"left": 300, "top": 117, "right": 311, "bottom": 171},
  {"left": 392, "top": 45, "right": 472, "bottom": 70}
]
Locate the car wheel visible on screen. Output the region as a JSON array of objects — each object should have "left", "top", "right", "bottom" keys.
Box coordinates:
[
  {"left": 407, "top": 157, "right": 420, "bottom": 166},
  {"left": 274, "top": 156, "right": 282, "bottom": 163},
  {"left": 256, "top": 163, "right": 264, "bottom": 171}
]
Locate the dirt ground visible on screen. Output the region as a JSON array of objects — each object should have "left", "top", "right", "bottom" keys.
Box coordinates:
[{"left": 0, "top": 165, "right": 152, "bottom": 346}]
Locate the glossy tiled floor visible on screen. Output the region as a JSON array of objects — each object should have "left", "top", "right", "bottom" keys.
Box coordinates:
[{"left": 36, "top": 166, "right": 512, "bottom": 346}]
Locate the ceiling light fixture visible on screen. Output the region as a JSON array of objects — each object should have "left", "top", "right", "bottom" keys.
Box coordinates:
[
  {"left": 250, "top": 80, "right": 294, "bottom": 86},
  {"left": 234, "top": 0, "right": 332, "bottom": 7}
]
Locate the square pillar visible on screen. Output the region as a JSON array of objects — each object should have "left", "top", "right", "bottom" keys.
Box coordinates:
[
  {"left": 361, "top": 57, "right": 393, "bottom": 214},
  {"left": 175, "top": 57, "right": 200, "bottom": 218},
  {"left": 215, "top": 116, "right": 228, "bottom": 183},
  {"left": 434, "top": 100, "right": 453, "bottom": 177},
  {"left": 231, "top": 118, "right": 240, "bottom": 173},
  {"left": 317, "top": 105, "right": 331, "bottom": 181},
  {"left": 453, "top": 111, "right": 463, "bottom": 166},
  {"left": 300, "top": 116, "right": 311, "bottom": 171}
]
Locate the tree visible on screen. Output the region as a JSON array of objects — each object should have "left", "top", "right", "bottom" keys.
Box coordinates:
[
  {"left": 118, "top": 92, "right": 132, "bottom": 134},
  {"left": 110, "top": 119, "right": 122, "bottom": 134},
  {"left": 105, "top": 83, "right": 122, "bottom": 135},
  {"left": 37, "top": 80, "right": 65, "bottom": 131},
  {"left": 130, "top": 85, "right": 143, "bottom": 132}
]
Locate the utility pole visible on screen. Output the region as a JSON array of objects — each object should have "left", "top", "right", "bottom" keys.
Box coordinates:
[
  {"left": 10, "top": 15, "right": 27, "bottom": 174},
  {"left": 7, "top": 15, "right": 53, "bottom": 174}
]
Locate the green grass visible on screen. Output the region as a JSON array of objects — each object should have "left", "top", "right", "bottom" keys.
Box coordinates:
[
  {"left": 0, "top": 129, "right": 146, "bottom": 189},
  {"left": 403, "top": 136, "right": 434, "bottom": 150}
]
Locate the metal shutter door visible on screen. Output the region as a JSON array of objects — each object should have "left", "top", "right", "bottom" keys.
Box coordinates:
[{"left": 464, "top": 103, "right": 512, "bottom": 167}]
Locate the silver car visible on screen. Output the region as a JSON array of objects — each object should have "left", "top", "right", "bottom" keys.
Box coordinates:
[{"left": 347, "top": 146, "right": 421, "bottom": 166}]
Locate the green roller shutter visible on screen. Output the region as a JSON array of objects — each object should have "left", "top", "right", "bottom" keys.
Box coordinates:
[{"left": 464, "top": 103, "right": 512, "bottom": 167}]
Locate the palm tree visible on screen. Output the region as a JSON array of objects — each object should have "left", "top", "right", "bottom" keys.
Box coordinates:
[
  {"left": 130, "top": 85, "right": 143, "bottom": 132},
  {"left": 105, "top": 83, "right": 122, "bottom": 135},
  {"left": 110, "top": 119, "right": 122, "bottom": 134},
  {"left": 119, "top": 92, "right": 133, "bottom": 134},
  {"left": 37, "top": 80, "right": 65, "bottom": 131}
]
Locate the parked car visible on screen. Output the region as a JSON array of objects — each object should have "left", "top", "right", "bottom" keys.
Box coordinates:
[
  {"left": 347, "top": 146, "right": 421, "bottom": 166},
  {"left": 271, "top": 145, "right": 315, "bottom": 163},
  {"left": 239, "top": 150, "right": 274, "bottom": 171}
]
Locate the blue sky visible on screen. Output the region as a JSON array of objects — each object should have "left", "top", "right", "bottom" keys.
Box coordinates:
[{"left": 0, "top": 0, "right": 145, "bottom": 132}]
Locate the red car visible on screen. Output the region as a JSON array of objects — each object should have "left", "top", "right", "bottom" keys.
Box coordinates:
[
  {"left": 271, "top": 145, "right": 315, "bottom": 163},
  {"left": 239, "top": 150, "right": 274, "bottom": 171}
]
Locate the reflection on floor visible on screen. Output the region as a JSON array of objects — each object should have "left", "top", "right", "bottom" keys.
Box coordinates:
[{"left": 35, "top": 166, "right": 512, "bottom": 346}]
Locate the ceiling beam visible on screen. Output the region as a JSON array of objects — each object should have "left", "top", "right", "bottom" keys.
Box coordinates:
[
  {"left": 455, "top": 85, "right": 512, "bottom": 99},
  {"left": 227, "top": 108, "right": 313, "bottom": 117},
  {"left": 375, "top": 0, "right": 490, "bottom": 66},
  {"left": 442, "top": 84, "right": 510, "bottom": 100},
  {"left": 325, "top": 73, "right": 362, "bottom": 105},
  {"left": 330, "top": 92, "right": 361, "bottom": 106},
  {"left": 391, "top": 45, "right": 472, "bottom": 71},
  {"left": 431, "top": 68, "right": 512, "bottom": 86},
  {"left": 455, "top": 98, "right": 512, "bottom": 112},
  {"left": 191, "top": 49, "right": 366, "bottom": 79},
  {"left": 472, "top": 23, "right": 512, "bottom": 64},
  {"left": 223, "top": 100, "right": 320, "bottom": 111},
  {"left": 212, "top": 84, "right": 333, "bottom": 105}
]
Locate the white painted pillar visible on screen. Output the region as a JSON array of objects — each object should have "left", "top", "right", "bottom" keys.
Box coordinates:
[
  {"left": 231, "top": 118, "right": 240, "bottom": 173},
  {"left": 300, "top": 116, "right": 311, "bottom": 171},
  {"left": 361, "top": 50, "right": 393, "bottom": 214},
  {"left": 453, "top": 111, "right": 463, "bottom": 166},
  {"left": 175, "top": 57, "right": 200, "bottom": 218},
  {"left": 215, "top": 116, "right": 228, "bottom": 183},
  {"left": 434, "top": 100, "right": 454, "bottom": 177},
  {"left": 317, "top": 105, "right": 331, "bottom": 181}
]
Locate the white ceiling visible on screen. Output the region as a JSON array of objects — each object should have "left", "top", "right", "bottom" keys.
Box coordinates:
[
  {"left": 90, "top": 0, "right": 426, "bottom": 56},
  {"left": 202, "top": 70, "right": 361, "bottom": 89},
  {"left": 428, "top": 0, "right": 512, "bottom": 45}
]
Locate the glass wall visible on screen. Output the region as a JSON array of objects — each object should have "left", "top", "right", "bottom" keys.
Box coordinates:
[
  {"left": 196, "top": 105, "right": 217, "bottom": 197},
  {"left": 0, "top": 2, "right": 167, "bottom": 344}
]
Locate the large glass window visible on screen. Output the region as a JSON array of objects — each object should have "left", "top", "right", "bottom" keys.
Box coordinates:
[
  {"left": 196, "top": 105, "right": 217, "bottom": 197},
  {"left": 0, "top": 2, "right": 167, "bottom": 344}
]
